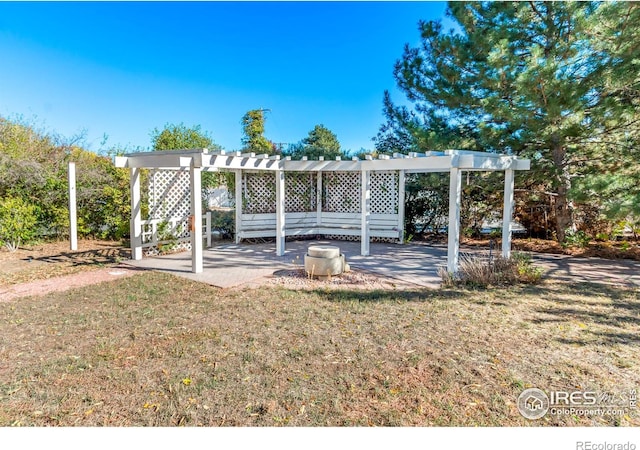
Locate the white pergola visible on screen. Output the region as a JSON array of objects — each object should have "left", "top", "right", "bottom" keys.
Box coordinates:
[{"left": 115, "top": 149, "right": 530, "bottom": 275}]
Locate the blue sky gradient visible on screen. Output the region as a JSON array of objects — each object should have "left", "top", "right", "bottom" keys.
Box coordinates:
[{"left": 0, "top": 1, "right": 449, "bottom": 153}]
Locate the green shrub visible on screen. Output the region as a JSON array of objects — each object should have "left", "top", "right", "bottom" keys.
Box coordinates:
[
  {"left": 561, "top": 229, "right": 590, "bottom": 249},
  {"left": 156, "top": 220, "right": 177, "bottom": 254},
  {"left": 208, "top": 209, "right": 235, "bottom": 240},
  {"left": 511, "top": 252, "right": 545, "bottom": 284},
  {"left": 0, "top": 196, "right": 38, "bottom": 251},
  {"left": 488, "top": 229, "right": 502, "bottom": 239}
]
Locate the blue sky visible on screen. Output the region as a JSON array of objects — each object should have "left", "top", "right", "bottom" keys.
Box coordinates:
[{"left": 0, "top": 1, "right": 449, "bottom": 153}]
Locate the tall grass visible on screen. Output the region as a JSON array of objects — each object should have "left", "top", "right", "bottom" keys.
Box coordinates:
[{"left": 440, "top": 252, "right": 544, "bottom": 287}]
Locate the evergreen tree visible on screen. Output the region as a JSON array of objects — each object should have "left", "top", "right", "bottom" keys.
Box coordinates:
[
  {"left": 381, "top": 1, "right": 640, "bottom": 242},
  {"left": 286, "top": 124, "right": 343, "bottom": 160},
  {"left": 241, "top": 109, "right": 274, "bottom": 154}
]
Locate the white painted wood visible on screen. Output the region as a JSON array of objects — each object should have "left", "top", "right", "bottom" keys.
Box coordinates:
[
  {"left": 361, "top": 169, "right": 370, "bottom": 256},
  {"left": 447, "top": 167, "right": 462, "bottom": 273},
  {"left": 117, "top": 148, "right": 531, "bottom": 260},
  {"left": 275, "top": 169, "right": 286, "bottom": 256},
  {"left": 206, "top": 211, "right": 212, "bottom": 248},
  {"left": 138, "top": 216, "right": 208, "bottom": 249},
  {"left": 235, "top": 170, "right": 242, "bottom": 244},
  {"left": 190, "top": 162, "right": 203, "bottom": 273},
  {"left": 502, "top": 169, "right": 515, "bottom": 258},
  {"left": 130, "top": 168, "right": 143, "bottom": 260},
  {"left": 398, "top": 169, "right": 405, "bottom": 243},
  {"left": 67, "top": 162, "right": 78, "bottom": 251},
  {"left": 117, "top": 149, "right": 530, "bottom": 174},
  {"left": 316, "top": 171, "right": 322, "bottom": 227}
]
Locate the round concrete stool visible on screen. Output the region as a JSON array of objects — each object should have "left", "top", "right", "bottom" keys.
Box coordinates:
[{"left": 305, "top": 245, "right": 349, "bottom": 279}]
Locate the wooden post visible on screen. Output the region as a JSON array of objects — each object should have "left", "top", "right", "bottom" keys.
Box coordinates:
[
  {"left": 235, "top": 169, "right": 242, "bottom": 244},
  {"left": 360, "top": 169, "right": 370, "bottom": 256},
  {"left": 447, "top": 167, "right": 462, "bottom": 273},
  {"left": 190, "top": 162, "right": 203, "bottom": 273},
  {"left": 502, "top": 169, "right": 515, "bottom": 258},
  {"left": 397, "top": 170, "right": 405, "bottom": 243},
  {"left": 206, "top": 211, "right": 212, "bottom": 248},
  {"left": 68, "top": 162, "right": 78, "bottom": 251},
  {"left": 275, "top": 170, "right": 286, "bottom": 256},
  {"left": 130, "top": 168, "right": 143, "bottom": 260},
  {"left": 316, "top": 171, "right": 322, "bottom": 227}
]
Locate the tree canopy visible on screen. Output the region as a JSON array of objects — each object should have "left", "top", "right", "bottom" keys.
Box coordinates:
[
  {"left": 150, "top": 122, "right": 228, "bottom": 189},
  {"left": 378, "top": 1, "right": 640, "bottom": 242},
  {"left": 241, "top": 109, "right": 274, "bottom": 154},
  {"left": 150, "top": 123, "right": 221, "bottom": 151},
  {"left": 0, "top": 116, "right": 131, "bottom": 246},
  {"left": 285, "top": 124, "right": 343, "bottom": 160}
]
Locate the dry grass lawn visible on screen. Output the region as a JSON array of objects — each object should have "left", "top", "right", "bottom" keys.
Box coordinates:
[
  {"left": 0, "top": 240, "right": 129, "bottom": 287},
  {"left": 0, "top": 272, "right": 638, "bottom": 426}
]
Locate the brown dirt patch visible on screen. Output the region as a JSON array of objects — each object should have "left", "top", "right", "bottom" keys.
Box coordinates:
[
  {"left": 0, "top": 239, "right": 130, "bottom": 289},
  {"left": 459, "top": 237, "right": 640, "bottom": 261}
]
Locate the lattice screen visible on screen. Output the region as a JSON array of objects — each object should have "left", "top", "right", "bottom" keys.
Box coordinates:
[
  {"left": 243, "top": 172, "right": 276, "bottom": 214},
  {"left": 322, "top": 172, "right": 361, "bottom": 213},
  {"left": 142, "top": 219, "right": 192, "bottom": 256},
  {"left": 285, "top": 172, "right": 317, "bottom": 213},
  {"left": 371, "top": 171, "right": 399, "bottom": 214},
  {"left": 149, "top": 170, "right": 191, "bottom": 219}
]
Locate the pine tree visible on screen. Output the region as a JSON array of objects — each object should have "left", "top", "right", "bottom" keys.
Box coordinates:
[
  {"left": 286, "top": 124, "right": 343, "bottom": 160},
  {"left": 382, "top": 1, "right": 640, "bottom": 242}
]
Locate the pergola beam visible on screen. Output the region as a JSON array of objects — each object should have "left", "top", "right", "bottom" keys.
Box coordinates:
[{"left": 116, "top": 150, "right": 530, "bottom": 173}]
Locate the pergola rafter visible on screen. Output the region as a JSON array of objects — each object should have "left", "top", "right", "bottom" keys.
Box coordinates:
[{"left": 115, "top": 149, "right": 530, "bottom": 275}]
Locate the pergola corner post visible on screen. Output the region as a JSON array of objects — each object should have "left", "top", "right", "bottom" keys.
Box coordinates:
[
  {"left": 316, "top": 171, "right": 322, "bottom": 226},
  {"left": 129, "top": 167, "right": 143, "bottom": 261},
  {"left": 502, "top": 169, "right": 515, "bottom": 258},
  {"left": 397, "top": 170, "right": 405, "bottom": 243},
  {"left": 361, "top": 169, "right": 370, "bottom": 256},
  {"left": 190, "top": 161, "right": 203, "bottom": 274},
  {"left": 234, "top": 169, "right": 242, "bottom": 244},
  {"left": 447, "top": 167, "right": 462, "bottom": 273},
  {"left": 68, "top": 161, "right": 78, "bottom": 251},
  {"left": 275, "top": 169, "right": 286, "bottom": 256}
]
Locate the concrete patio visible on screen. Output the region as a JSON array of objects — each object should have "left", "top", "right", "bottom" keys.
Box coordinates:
[
  {"left": 125, "top": 239, "right": 447, "bottom": 289},
  {"left": 124, "top": 239, "right": 640, "bottom": 289}
]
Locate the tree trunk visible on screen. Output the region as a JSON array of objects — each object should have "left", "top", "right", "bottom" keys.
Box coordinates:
[
  {"left": 552, "top": 140, "right": 573, "bottom": 243},
  {"left": 555, "top": 182, "right": 573, "bottom": 243}
]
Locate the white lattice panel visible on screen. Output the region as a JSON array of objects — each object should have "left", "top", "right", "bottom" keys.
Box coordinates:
[
  {"left": 323, "top": 235, "right": 397, "bottom": 243},
  {"left": 149, "top": 170, "right": 191, "bottom": 219},
  {"left": 285, "top": 172, "right": 317, "bottom": 213},
  {"left": 244, "top": 172, "right": 276, "bottom": 214},
  {"left": 322, "top": 172, "right": 361, "bottom": 213},
  {"left": 371, "top": 171, "right": 398, "bottom": 214}
]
